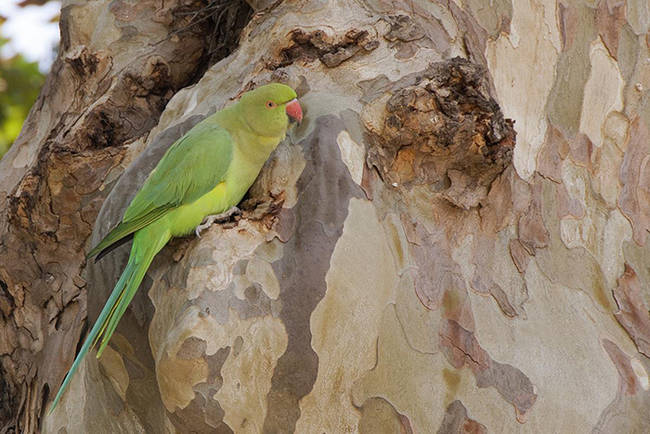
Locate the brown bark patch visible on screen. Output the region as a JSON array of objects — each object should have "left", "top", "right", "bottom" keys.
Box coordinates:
[
  {"left": 508, "top": 239, "right": 531, "bottom": 273},
  {"left": 268, "top": 28, "right": 379, "bottom": 69},
  {"left": 565, "top": 132, "right": 594, "bottom": 170},
  {"left": 437, "top": 400, "right": 487, "bottom": 434},
  {"left": 518, "top": 178, "right": 550, "bottom": 251},
  {"left": 167, "top": 347, "right": 231, "bottom": 433},
  {"left": 440, "top": 319, "right": 537, "bottom": 422},
  {"left": 470, "top": 235, "right": 521, "bottom": 318},
  {"left": 401, "top": 216, "right": 468, "bottom": 314},
  {"left": 555, "top": 181, "right": 585, "bottom": 219},
  {"left": 358, "top": 396, "right": 414, "bottom": 434},
  {"left": 594, "top": 339, "right": 650, "bottom": 432},
  {"left": 595, "top": 0, "right": 627, "bottom": 58},
  {"left": 613, "top": 264, "right": 650, "bottom": 358},
  {"left": 384, "top": 15, "right": 425, "bottom": 42},
  {"left": 618, "top": 117, "right": 650, "bottom": 245},
  {"left": 537, "top": 125, "right": 566, "bottom": 183},
  {"left": 366, "top": 57, "right": 515, "bottom": 209},
  {"left": 602, "top": 339, "right": 641, "bottom": 395}
]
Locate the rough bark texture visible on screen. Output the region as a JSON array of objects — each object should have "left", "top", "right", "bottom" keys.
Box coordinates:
[{"left": 0, "top": 0, "right": 648, "bottom": 433}]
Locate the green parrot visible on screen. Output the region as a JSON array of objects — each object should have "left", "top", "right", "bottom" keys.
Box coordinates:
[{"left": 49, "top": 83, "right": 302, "bottom": 412}]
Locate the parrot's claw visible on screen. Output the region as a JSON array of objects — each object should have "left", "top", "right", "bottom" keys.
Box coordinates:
[{"left": 195, "top": 206, "right": 241, "bottom": 238}]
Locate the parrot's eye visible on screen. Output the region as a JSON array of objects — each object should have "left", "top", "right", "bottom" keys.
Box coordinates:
[{"left": 265, "top": 101, "right": 277, "bottom": 109}]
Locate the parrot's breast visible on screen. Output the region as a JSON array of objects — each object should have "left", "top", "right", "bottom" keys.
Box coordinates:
[{"left": 164, "top": 138, "right": 276, "bottom": 237}]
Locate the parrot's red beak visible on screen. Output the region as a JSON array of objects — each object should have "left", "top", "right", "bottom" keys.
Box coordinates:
[{"left": 286, "top": 99, "right": 303, "bottom": 124}]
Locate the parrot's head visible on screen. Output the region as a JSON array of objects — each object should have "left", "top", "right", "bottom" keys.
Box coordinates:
[{"left": 239, "top": 83, "right": 302, "bottom": 138}]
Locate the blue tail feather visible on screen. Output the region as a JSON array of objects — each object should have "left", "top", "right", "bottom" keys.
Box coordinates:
[
  {"left": 49, "top": 229, "right": 169, "bottom": 413},
  {"left": 49, "top": 259, "right": 135, "bottom": 413}
]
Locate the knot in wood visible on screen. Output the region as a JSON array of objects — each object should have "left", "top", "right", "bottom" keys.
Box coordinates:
[{"left": 367, "top": 57, "right": 516, "bottom": 209}]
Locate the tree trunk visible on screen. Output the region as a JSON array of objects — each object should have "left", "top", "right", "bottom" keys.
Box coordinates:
[{"left": 1, "top": 0, "right": 648, "bottom": 433}]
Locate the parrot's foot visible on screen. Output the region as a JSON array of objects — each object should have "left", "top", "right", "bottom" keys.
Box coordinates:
[{"left": 195, "top": 206, "right": 241, "bottom": 237}]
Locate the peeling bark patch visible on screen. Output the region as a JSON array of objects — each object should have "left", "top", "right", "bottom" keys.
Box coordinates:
[
  {"left": 11, "top": 148, "right": 121, "bottom": 238},
  {"left": 268, "top": 29, "right": 378, "bottom": 69},
  {"left": 602, "top": 339, "right": 641, "bottom": 395},
  {"left": 404, "top": 220, "right": 466, "bottom": 312},
  {"left": 439, "top": 319, "right": 537, "bottom": 422},
  {"left": 470, "top": 233, "right": 527, "bottom": 318},
  {"left": 295, "top": 199, "right": 398, "bottom": 430},
  {"left": 357, "top": 74, "right": 393, "bottom": 104},
  {"left": 366, "top": 57, "right": 515, "bottom": 209},
  {"left": 509, "top": 239, "right": 531, "bottom": 273},
  {"left": 239, "top": 190, "right": 286, "bottom": 228},
  {"left": 263, "top": 116, "right": 364, "bottom": 433},
  {"left": 595, "top": 339, "right": 650, "bottom": 433},
  {"left": 537, "top": 125, "right": 565, "bottom": 183},
  {"left": 466, "top": 0, "right": 513, "bottom": 38},
  {"left": 384, "top": 15, "right": 425, "bottom": 42},
  {"left": 470, "top": 273, "right": 517, "bottom": 318},
  {"left": 80, "top": 59, "right": 176, "bottom": 151},
  {"left": 167, "top": 346, "right": 233, "bottom": 433},
  {"left": 618, "top": 117, "right": 650, "bottom": 245},
  {"left": 176, "top": 336, "right": 208, "bottom": 360},
  {"left": 358, "top": 397, "right": 414, "bottom": 434},
  {"left": 595, "top": 0, "right": 627, "bottom": 58},
  {"left": 168, "top": 391, "right": 232, "bottom": 434},
  {"left": 548, "top": 3, "right": 595, "bottom": 138},
  {"left": 518, "top": 178, "right": 550, "bottom": 252},
  {"left": 437, "top": 400, "right": 486, "bottom": 434},
  {"left": 613, "top": 264, "right": 650, "bottom": 358},
  {"left": 64, "top": 45, "right": 101, "bottom": 76}
]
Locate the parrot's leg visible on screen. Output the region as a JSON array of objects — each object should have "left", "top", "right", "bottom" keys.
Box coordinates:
[{"left": 195, "top": 206, "right": 241, "bottom": 237}]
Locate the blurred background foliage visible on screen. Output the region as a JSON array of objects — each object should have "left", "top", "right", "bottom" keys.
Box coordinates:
[
  {"left": 0, "top": 37, "right": 45, "bottom": 158},
  {"left": 0, "top": 0, "right": 59, "bottom": 159}
]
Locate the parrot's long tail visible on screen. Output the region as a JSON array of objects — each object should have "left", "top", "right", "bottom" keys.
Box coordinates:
[{"left": 49, "top": 228, "right": 170, "bottom": 413}]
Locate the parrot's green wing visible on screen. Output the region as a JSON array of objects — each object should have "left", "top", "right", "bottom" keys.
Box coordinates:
[{"left": 88, "top": 118, "right": 233, "bottom": 259}]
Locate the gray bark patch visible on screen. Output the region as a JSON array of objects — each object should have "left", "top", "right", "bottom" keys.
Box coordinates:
[
  {"left": 437, "top": 400, "right": 486, "bottom": 434},
  {"left": 262, "top": 115, "right": 364, "bottom": 433}
]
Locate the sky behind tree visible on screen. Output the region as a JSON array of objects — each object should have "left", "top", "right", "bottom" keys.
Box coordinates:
[
  {"left": 0, "top": 0, "right": 60, "bottom": 71},
  {"left": 0, "top": 0, "right": 60, "bottom": 157}
]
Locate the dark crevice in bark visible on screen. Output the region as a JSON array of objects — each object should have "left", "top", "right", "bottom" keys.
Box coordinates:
[
  {"left": 173, "top": 0, "right": 254, "bottom": 82},
  {"left": 0, "top": 278, "right": 12, "bottom": 316},
  {"left": 268, "top": 28, "right": 379, "bottom": 69},
  {"left": 0, "top": 372, "right": 16, "bottom": 431}
]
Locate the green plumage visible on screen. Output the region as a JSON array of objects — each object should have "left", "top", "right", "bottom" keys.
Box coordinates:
[{"left": 50, "top": 83, "right": 300, "bottom": 412}]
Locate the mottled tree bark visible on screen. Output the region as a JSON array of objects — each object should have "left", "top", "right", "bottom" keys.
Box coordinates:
[{"left": 1, "top": 0, "right": 648, "bottom": 433}]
